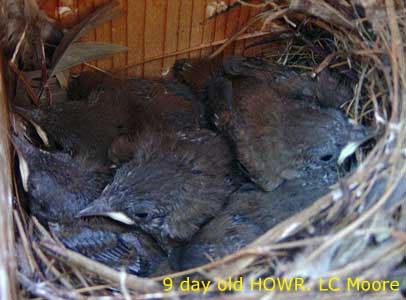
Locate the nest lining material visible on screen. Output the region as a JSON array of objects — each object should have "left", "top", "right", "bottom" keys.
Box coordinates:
[{"left": 0, "top": 0, "right": 405, "bottom": 299}]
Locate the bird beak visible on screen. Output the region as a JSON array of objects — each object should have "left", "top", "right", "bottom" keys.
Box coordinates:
[
  {"left": 11, "top": 134, "right": 32, "bottom": 192},
  {"left": 30, "top": 121, "right": 50, "bottom": 147},
  {"left": 18, "top": 155, "right": 30, "bottom": 192},
  {"left": 13, "top": 107, "right": 50, "bottom": 147},
  {"left": 77, "top": 205, "right": 136, "bottom": 225}
]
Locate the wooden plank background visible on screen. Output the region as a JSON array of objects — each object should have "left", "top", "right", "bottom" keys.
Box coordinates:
[{"left": 36, "top": 0, "right": 265, "bottom": 78}]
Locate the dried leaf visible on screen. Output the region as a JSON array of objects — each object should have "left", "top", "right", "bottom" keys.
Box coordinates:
[
  {"left": 338, "top": 140, "right": 364, "bottom": 164},
  {"left": 51, "top": 42, "right": 127, "bottom": 75},
  {"left": 55, "top": 72, "right": 69, "bottom": 90},
  {"left": 50, "top": 0, "right": 121, "bottom": 77},
  {"left": 290, "top": 0, "right": 355, "bottom": 29},
  {"left": 206, "top": 1, "right": 229, "bottom": 18}
]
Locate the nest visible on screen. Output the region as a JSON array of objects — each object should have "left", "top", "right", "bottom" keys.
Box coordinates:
[{"left": 0, "top": 0, "right": 405, "bottom": 299}]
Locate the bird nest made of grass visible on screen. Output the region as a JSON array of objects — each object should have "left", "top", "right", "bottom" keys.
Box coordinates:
[{"left": 0, "top": 1, "right": 405, "bottom": 299}]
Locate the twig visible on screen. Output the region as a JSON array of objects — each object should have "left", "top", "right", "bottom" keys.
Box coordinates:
[
  {"left": 307, "top": 165, "right": 406, "bottom": 261},
  {"left": 32, "top": 217, "right": 54, "bottom": 241},
  {"left": 13, "top": 210, "right": 38, "bottom": 274},
  {"left": 385, "top": 0, "right": 405, "bottom": 120},
  {"left": 32, "top": 241, "right": 74, "bottom": 289},
  {"left": 10, "top": 28, "right": 27, "bottom": 64},
  {"left": 8, "top": 62, "right": 40, "bottom": 106},
  {"left": 41, "top": 241, "right": 162, "bottom": 293},
  {"left": 325, "top": 241, "right": 405, "bottom": 278},
  {"left": 0, "top": 50, "right": 18, "bottom": 300},
  {"left": 75, "top": 284, "right": 112, "bottom": 293},
  {"left": 313, "top": 52, "right": 336, "bottom": 74},
  {"left": 84, "top": 62, "right": 112, "bottom": 75},
  {"left": 209, "top": 9, "right": 289, "bottom": 59},
  {"left": 152, "top": 237, "right": 325, "bottom": 281},
  {"left": 17, "top": 272, "right": 82, "bottom": 300},
  {"left": 115, "top": 31, "right": 274, "bottom": 73},
  {"left": 236, "top": 0, "right": 270, "bottom": 8},
  {"left": 37, "top": 36, "right": 52, "bottom": 105}
]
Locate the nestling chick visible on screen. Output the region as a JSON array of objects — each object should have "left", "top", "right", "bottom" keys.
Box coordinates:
[
  {"left": 175, "top": 56, "right": 368, "bottom": 191},
  {"left": 78, "top": 126, "right": 235, "bottom": 251},
  {"left": 14, "top": 78, "right": 197, "bottom": 164},
  {"left": 13, "top": 94, "right": 142, "bottom": 164},
  {"left": 174, "top": 57, "right": 223, "bottom": 97},
  {"left": 11, "top": 128, "right": 111, "bottom": 224},
  {"left": 50, "top": 219, "right": 167, "bottom": 277},
  {"left": 170, "top": 194, "right": 264, "bottom": 270},
  {"left": 222, "top": 56, "right": 353, "bottom": 108},
  {"left": 172, "top": 165, "right": 337, "bottom": 270},
  {"left": 107, "top": 85, "right": 198, "bottom": 165},
  {"left": 174, "top": 56, "right": 353, "bottom": 109},
  {"left": 67, "top": 71, "right": 194, "bottom": 104}
]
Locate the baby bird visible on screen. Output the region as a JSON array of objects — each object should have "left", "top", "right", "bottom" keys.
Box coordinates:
[
  {"left": 11, "top": 122, "right": 111, "bottom": 224},
  {"left": 14, "top": 77, "right": 197, "bottom": 164},
  {"left": 13, "top": 96, "right": 142, "bottom": 164},
  {"left": 175, "top": 56, "right": 353, "bottom": 109},
  {"left": 50, "top": 219, "right": 167, "bottom": 277},
  {"left": 170, "top": 194, "right": 264, "bottom": 271},
  {"left": 68, "top": 71, "right": 196, "bottom": 105},
  {"left": 175, "top": 56, "right": 367, "bottom": 191},
  {"left": 78, "top": 126, "right": 236, "bottom": 251},
  {"left": 12, "top": 115, "right": 169, "bottom": 276},
  {"left": 221, "top": 56, "right": 353, "bottom": 108},
  {"left": 171, "top": 164, "right": 337, "bottom": 270}
]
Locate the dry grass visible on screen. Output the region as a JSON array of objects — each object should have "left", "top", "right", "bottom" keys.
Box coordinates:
[{"left": 0, "top": 0, "right": 405, "bottom": 299}]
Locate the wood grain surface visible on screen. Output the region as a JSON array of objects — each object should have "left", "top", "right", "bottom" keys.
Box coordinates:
[{"left": 37, "top": 0, "right": 261, "bottom": 78}]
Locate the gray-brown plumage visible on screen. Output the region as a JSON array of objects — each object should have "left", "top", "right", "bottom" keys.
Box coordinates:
[
  {"left": 78, "top": 126, "right": 236, "bottom": 251},
  {"left": 13, "top": 95, "right": 142, "bottom": 164},
  {"left": 11, "top": 126, "right": 111, "bottom": 224},
  {"left": 221, "top": 56, "right": 353, "bottom": 108},
  {"left": 174, "top": 56, "right": 353, "bottom": 109},
  {"left": 67, "top": 72, "right": 195, "bottom": 104},
  {"left": 170, "top": 194, "right": 264, "bottom": 270},
  {"left": 50, "top": 219, "right": 167, "bottom": 277},
  {"left": 171, "top": 165, "right": 337, "bottom": 270},
  {"left": 175, "top": 56, "right": 367, "bottom": 191},
  {"left": 14, "top": 78, "right": 196, "bottom": 164}
]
